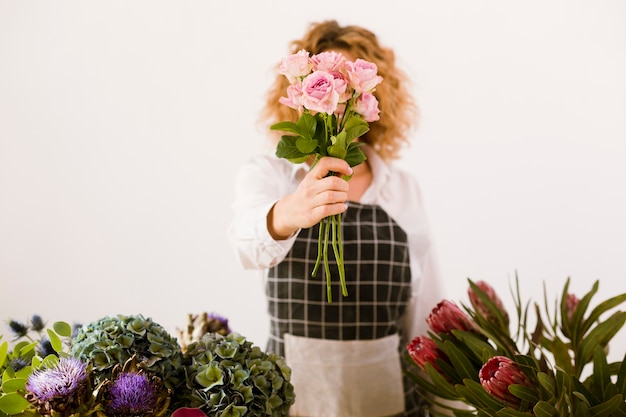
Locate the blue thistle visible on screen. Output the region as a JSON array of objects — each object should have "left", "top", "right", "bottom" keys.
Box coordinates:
[
  {"left": 30, "top": 315, "right": 45, "bottom": 331},
  {"left": 36, "top": 338, "right": 57, "bottom": 358},
  {"left": 8, "top": 319, "right": 29, "bottom": 338},
  {"left": 8, "top": 357, "right": 30, "bottom": 372}
]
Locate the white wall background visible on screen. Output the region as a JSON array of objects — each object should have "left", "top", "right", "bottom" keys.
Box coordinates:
[{"left": 1, "top": 1, "right": 625, "bottom": 364}]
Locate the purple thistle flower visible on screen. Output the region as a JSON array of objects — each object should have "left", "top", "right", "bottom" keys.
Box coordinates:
[
  {"left": 105, "top": 372, "right": 158, "bottom": 415},
  {"left": 26, "top": 357, "right": 88, "bottom": 402}
]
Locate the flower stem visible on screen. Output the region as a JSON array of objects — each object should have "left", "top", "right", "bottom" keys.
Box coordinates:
[
  {"left": 330, "top": 214, "right": 348, "bottom": 296},
  {"left": 312, "top": 218, "right": 324, "bottom": 278},
  {"left": 322, "top": 217, "right": 332, "bottom": 303}
]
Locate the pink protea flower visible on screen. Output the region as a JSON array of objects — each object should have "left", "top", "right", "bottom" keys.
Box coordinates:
[
  {"left": 468, "top": 280, "right": 510, "bottom": 327},
  {"left": 406, "top": 335, "right": 448, "bottom": 373},
  {"left": 565, "top": 293, "right": 580, "bottom": 323},
  {"left": 427, "top": 300, "right": 478, "bottom": 335},
  {"left": 479, "top": 356, "right": 535, "bottom": 408}
]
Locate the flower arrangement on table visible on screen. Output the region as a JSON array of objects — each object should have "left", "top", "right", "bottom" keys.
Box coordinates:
[
  {"left": 0, "top": 312, "right": 295, "bottom": 417},
  {"left": 405, "top": 276, "right": 626, "bottom": 416},
  {"left": 270, "top": 49, "right": 382, "bottom": 303}
]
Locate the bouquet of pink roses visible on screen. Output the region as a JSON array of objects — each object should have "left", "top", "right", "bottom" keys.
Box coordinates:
[{"left": 271, "top": 49, "right": 383, "bottom": 302}]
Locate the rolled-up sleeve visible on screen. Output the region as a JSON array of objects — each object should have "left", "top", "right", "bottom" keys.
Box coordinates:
[{"left": 227, "top": 154, "right": 302, "bottom": 270}]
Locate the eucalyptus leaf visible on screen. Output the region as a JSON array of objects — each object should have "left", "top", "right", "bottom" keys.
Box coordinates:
[
  {"left": 46, "top": 328, "right": 63, "bottom": 353},
  {"left": 0, "top": 377, "right": 26, "bottom": 393},
  {"left": 0, "top": 342, "right": 7, "bottom": 368},
  {"left": 52, "top": 321, "right": 72, "bottom": 338},
  {"left": 0, "top": 392, "right": 31, "bottom": 415}
]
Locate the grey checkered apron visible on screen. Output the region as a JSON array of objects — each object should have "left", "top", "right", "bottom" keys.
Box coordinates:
[{"left": 267, "top": 202, "right": 428, "bottom": 416}]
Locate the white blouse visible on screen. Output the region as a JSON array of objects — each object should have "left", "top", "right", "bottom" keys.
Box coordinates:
[{"left": 227, "top": 144, "right": 445, "bottom": 340}]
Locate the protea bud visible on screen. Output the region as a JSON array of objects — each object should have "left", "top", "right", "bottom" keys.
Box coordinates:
[
  {"left": 25, "top": 356, "right": 92, "bottom": 415},
  {"left": 565, "top": 293, "right": 580, "bottom": 323},
  {"left": 406, "top": 335, "right": 449, "bottom": 374},
  {"left": 468, "top": 281, "right": 510, "bottom": 328},
  {"left": 427, "top": 300, "right": 478, "bottom": 335},
  {"left": 479, "top": 356, "right": 535, "bottom": 408}
]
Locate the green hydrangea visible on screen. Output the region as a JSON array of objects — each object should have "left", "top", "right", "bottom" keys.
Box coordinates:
[
  {"left": 180, "top": 332, "right": 295, "bottom": 417},
  {"left": 70, "top": 314, "right": 184, "bottom": 391}
]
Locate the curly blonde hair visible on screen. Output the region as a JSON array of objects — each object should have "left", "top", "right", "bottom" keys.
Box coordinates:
[{"left": 259, "top": 20, "right": 419, "bottom": 162}]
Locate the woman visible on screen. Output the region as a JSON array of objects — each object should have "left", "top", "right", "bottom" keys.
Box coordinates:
[{"left": 228, "top": 20, "right": 445, "bottom": 417}]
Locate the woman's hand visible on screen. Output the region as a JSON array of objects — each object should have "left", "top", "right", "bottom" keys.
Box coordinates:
[{"left": 268, "top": 157, "right": 353, "bottom": 240}]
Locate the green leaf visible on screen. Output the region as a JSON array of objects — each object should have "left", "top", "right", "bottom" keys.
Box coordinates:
[
  {"left": 414, "top": 362, "right": 461, "bottom": 399},
  {"left": 296, "top": 113, "right": 318, "bottom": 140},
  {"left": 275, "top": 136, "right": 310, "bottom": 164},
  {"left": 270, "top": 121, "right": 300, "bottom": 134},
  {"left": 537, "top": 372, "right": 556, "bottom": 398},
  {"left": 46, "top": 328, "right": 63, "bottom": 354},
  {"left": 588, "top": 394, "right": 624, "bottom": 417},
  {"left": 581, "top": 289, "right": 626, "bottom": 338},
  {"left": 52, "top": 321, "right": 72, "bottom": 338},
  {"left": 1, "top": 378, "right": 26, "bottom": 393},
  {"left": 578, "top": 311, "right": 626, "bottom": 366},
  {"left": 443, "top": 340, "right": 480, "bottom": 381},
  {"left": 327, "top": 144, "right": 347, "bottom": 159},
  {"left": 533, "top": 401, "right": 559, "bottom": 417},
  {"left": 342, "top": 116, "right": 369, "bottom": 142},
  {"left": 457, "top": 379, "right": 504, "bottom": 411},
  {"left": 344, "top": 142, "right": 366, "bottom": 167},
  {"left": 570, "top": 280, "right": 599, "bottom": 344},
  {"left": 509, "top": 384, "right": 539, "bottom": 404},
  {"left": 0, "top": 392, "right": 31, "bottom": 415},
  {"left": 452, "top": 330, "right": 498, "bottom": 360},
  {"left": 616, "top": 352, "right": 626, "bottom": 397},
  {"left": 592, "top": 347, "right": 610, "bottom": 398},
  {"left": 295, "top": 137, "right": 318, "bottom": 154},
  {"left": 0, "top": 342, "right": 7, "bottom": 367}
]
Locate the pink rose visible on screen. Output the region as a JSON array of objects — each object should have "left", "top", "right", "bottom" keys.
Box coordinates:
[
  {"left": 329, "top": 71, "right": 350, "bottom": 103},
  {"left": 301, "top": 70, "right": 340, "bottom": 114},
  {"left": 311, "top": 51, "right": 346, "bottom": 72},
  {"left": 279, "top": 49, "right": 313, "bottom": 84},
  {"left": 353, "top": 92, "right": 380, "bottom": 122},
  {"left": 278, "top": 82, "right": 304, "bottom": 111},
  {"left": 345, "top": 58, "right": 383, "bottom": 93}
]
